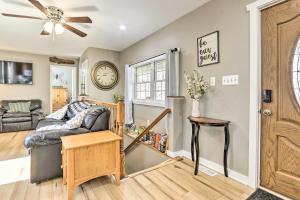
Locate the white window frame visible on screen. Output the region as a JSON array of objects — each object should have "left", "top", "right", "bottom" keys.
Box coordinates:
[{"left": 132, "top": 54, "right": 167, "bottom": 107}]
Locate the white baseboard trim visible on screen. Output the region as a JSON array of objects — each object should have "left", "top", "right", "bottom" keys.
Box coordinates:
[{"left": 167, "top": 150, "right": 249, "bottom": 186}]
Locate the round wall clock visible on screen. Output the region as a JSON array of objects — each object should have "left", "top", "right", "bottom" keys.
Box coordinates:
[{"left": 91, "top": 61, "right": 119, "bottom": 90}]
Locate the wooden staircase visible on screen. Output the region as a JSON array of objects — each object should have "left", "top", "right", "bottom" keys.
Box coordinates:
[
  {"left": 124, "top": 108, "right": 171, "bottom": 154},
  {"left": 124, "top": 108, "right": 172, "bottom": 174}
]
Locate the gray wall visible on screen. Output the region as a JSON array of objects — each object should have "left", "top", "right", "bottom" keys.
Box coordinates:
[
  {"left": 133, "top": 104, "right": 166, "bottom": 132},
  {"left": 80, "top": 47, "right": 124, "bottom": 102},
  {"left": 0, "top": 49, "right": 78, "bottom": 113},
  {"left": 120, "top": 0, "right": 255, "bottom": 176}
]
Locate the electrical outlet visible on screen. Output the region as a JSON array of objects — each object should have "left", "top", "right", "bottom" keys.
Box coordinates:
[
  {"left": 222, "top": 75, "right": 239, "bottom": 85},
  {"left": 210, "top": 77, "right": 216, "bottom": 86}
]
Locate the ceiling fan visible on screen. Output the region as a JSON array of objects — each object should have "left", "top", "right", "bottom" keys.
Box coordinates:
[{"left": 1, "top": 0, "right": 92, "bottom": 37}]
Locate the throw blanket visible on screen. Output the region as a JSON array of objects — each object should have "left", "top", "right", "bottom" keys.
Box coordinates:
[
  {"left": 37, "top": 101, "right": 94, "bottom": 132},
  {"left": 67, "top": 101, "right": 93, "bottom": 117},
  {"left": 46, "top": 101, "right": 93, "bottom": 120},
  {"left": 37, "top": 109, "right": 89, "bottom": 132},
  {"left": 46, "top": 105, "right": 68, "bottom": 120}
]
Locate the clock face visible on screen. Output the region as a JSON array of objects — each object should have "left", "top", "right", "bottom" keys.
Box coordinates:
[{"left": 91, "top": 61, "right": 119, "bottom": 90}]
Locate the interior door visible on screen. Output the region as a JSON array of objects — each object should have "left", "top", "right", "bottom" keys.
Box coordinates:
[{"left": 261, "top": 0, "right": 300, "bottom": 199}]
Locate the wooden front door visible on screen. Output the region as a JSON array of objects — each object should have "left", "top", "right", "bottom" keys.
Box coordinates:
[{"left": 261, "top": 0, "right": 300, "bottom": 199}]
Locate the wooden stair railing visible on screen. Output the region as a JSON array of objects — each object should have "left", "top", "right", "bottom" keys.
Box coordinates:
[{"left": 124, "top": 108, "right": 171, "bottom": 154}]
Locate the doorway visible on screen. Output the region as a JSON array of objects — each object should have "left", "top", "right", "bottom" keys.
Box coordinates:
[
  {"left": 50, "top": 65, "right": 77, "bottom": 112},
  {"left": 260, "top": 0, "right": 300, "bottom": 199}
]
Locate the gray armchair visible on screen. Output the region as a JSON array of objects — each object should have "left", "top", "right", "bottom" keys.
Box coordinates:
[{"left": 0, "top": 100, "right": 44, "bottom": 133}]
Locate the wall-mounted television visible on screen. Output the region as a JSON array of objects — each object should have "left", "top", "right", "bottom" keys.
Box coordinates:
[{"left": 0, "top": 60, "right": 33, "bottom": 85}]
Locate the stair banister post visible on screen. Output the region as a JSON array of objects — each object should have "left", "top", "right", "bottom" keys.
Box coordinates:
[{"left": 117, "top": 100, "right": 125, "bottom": 177}]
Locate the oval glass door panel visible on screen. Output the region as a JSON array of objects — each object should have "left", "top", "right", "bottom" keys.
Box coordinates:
[{"left": 293, "top": 38, "right": 300, "bottom": 105}]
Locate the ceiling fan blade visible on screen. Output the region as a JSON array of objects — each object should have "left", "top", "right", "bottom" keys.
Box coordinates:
[
  {"left": 28, "top": 0, "right": 47, "bottom": 15},
  {"left": 64, "top": 17, "right": 92, "bottom": 23},
  {"left": 65, "top": 6, "right": 99, "bottom": 12},
  {"left": 63, "top": 24, "right": 87, "bottom": 37},
  {"left": 2, "top": 13, "right": 44, "bottom": 20},
  {"left": 41, "top": 30, "right": 50, "bottom": 35}
]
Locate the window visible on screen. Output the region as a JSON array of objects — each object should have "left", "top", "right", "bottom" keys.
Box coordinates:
[
  {"left": 79, "top": 59, "right": 88, "bottom": 95},
  {"left": 133, "top": 55, "right": 166, "bottom": 106},
  {"left": 155, "top": 60, "right": 166, "bottom": 101},
  {"left": 293, "top": 38, "right": 300, "bottom": 105},
  {"left": 135, "top": 63, "right": 152, "bottom": 100}
]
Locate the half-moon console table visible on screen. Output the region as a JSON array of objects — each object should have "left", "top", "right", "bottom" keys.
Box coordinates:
[{"left": 187, "top": 116, "right": 231, "bottom": 177}]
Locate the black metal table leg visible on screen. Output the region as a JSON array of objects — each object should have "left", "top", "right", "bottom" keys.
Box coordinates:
[
  {"left": 194, "top": 124, "right": 200, "bottom": 175},
  {"left": 188, "top": 116, "right": 230, "bottom": 178},
  {"left": 191, "top": 123, "right": 195, "bottom": 162},
  {"left": 223, "top": 124, "right": 230, "bottom": 177}
]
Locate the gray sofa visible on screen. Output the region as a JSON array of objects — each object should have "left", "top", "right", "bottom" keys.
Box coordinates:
[
  {"left": 0, "top": 100, "right": 43, "bottom": 133},
  {"left": 24, "top": 105, "right": 110, "bottom": 183}
]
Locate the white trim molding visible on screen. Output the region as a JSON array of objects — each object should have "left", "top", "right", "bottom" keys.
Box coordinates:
[
  {"left": 246, "top": 0, "right": 287, "bottom": 189},
  {"left": 167, "top": 150, "right": 249, "bottom": 186},
  {"left": 130, "top": 54, "right": 166, "bottom": 68},
  {"left": 246, "top": 0, "right": 286, "bottom": 11},
  {"left": 133, "top": 99, "right": 165, "bottom": 108}
]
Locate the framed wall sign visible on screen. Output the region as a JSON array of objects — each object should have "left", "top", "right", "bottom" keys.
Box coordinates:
[{"left": 197, "top": 31, "right": 220, "bottom": 67}]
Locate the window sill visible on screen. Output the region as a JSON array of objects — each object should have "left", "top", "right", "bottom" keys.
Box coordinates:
[{"left": 133, "top": 100, "right": 165, "bottom": 108}]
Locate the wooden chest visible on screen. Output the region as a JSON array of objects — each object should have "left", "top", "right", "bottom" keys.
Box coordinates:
[{"left": 61, "top": 131, "right": 121, "bottom": 200}]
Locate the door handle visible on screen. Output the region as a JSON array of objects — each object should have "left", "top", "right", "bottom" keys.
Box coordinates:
[{"left": 262, "top": 109, "right": 272, "bottom": 116}]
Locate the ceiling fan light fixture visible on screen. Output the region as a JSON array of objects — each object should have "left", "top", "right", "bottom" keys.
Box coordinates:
[
  {"left": 119, "top": 24, "right": 127, "bottom": 31},
  {"left": 44, "top": 21, "right": 53, "bottom": 33},
  {"left": 55, "top": 23, "right": 64, "bottom": 35}
]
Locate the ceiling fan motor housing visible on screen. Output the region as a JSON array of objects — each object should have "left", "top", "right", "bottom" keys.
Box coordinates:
[{"left": 46, "top": 6, "right": 64, "bottom": 23}]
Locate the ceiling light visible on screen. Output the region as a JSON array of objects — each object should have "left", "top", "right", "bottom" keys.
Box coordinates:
[
  {"left": 119, "top": 25, "right": 127, "bottom": 31},
  {"left": 44, "top": 21, "right": 54, "bottom": 33},
  {"left": 55, "top": 23, "right": 64, "bottom": 35}
]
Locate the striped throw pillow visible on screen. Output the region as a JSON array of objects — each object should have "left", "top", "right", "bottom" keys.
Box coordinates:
[{"left": 7, "top": 102, "right": 31, "bottom": 113}]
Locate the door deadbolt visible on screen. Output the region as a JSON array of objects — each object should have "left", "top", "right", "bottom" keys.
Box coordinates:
[{"left": 262, "top": 109, "right": 272, "bottom": 116}]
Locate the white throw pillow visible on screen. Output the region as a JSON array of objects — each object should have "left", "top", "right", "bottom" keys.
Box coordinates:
[{"left": 46, "top": 105, "right": 68, "bottom": 120}]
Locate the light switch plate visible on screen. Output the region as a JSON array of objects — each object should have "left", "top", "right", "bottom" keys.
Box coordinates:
[
  {"left": 210, "top": 77, "right": 216, "bottom": 86},
  {"left": 222, "top": 75, "right": 239, "bottom": 85}
]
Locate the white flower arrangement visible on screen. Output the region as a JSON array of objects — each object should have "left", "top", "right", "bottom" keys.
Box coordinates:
[{"left": 184, "top": 70, "right": 209, "bottom": 100}]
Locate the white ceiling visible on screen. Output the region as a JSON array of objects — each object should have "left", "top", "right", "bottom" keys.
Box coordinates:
[{"left": 0, "top": 0, "right": 209, "bottom": 57}]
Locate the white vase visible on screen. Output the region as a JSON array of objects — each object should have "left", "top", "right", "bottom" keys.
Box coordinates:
[{"left": 191, "top": 99, "right": 201, "bottom": 117}]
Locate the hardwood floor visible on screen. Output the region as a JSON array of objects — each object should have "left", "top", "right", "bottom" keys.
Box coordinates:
[
  {"left": 0, "top": 158, "right": 253, "bottom": 200},
  {"left": 0, "top": 131, "right": 253, "bottom": 199},
  {"left": 0, "top": 131, "right": 28, "bottom": 161}
]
